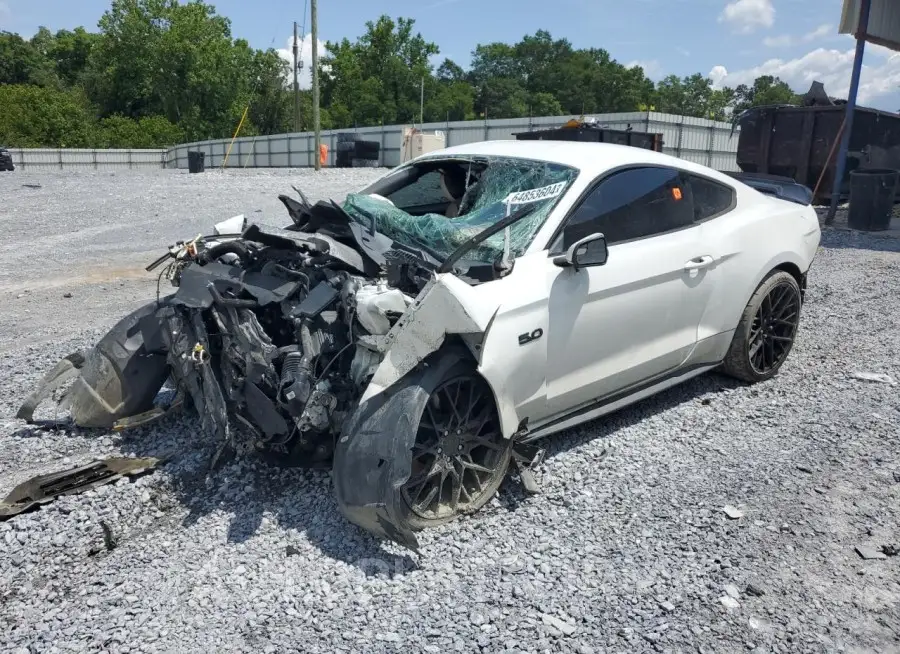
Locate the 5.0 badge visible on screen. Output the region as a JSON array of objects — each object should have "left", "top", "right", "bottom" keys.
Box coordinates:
[{"left": 518, "top": 328, "right": 543, "bottom": 346}]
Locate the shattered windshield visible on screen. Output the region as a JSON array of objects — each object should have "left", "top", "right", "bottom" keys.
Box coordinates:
[{"left": 342, "top": 155, "right": 579, "bottom": 263}]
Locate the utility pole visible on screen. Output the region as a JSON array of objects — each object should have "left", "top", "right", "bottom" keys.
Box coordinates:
[
  {"left": 292, "top": 21, "right": 300, "bottom": 132},
  {"left": 311, "top": 0, "right": 321, "bottom": 170},
  {"left": 420, "top": 76, "right": 424, "bottom": 125}
]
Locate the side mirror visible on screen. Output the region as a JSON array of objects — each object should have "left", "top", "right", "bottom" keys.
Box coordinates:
[{"left": 553, "top": 233, "right": 609, "bottom": 270}]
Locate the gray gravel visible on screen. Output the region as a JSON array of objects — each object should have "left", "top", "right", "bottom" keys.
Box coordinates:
[{"left": 2, "top": 170, "right": 900, "bottom": 654}]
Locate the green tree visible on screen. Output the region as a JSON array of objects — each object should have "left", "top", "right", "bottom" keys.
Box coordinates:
[
  {"left": 0, "top": 84, "right": 97, "bottom": 147},
  {"left": 96, "top": 114, "right": 184, "bottom": 147},
  {"left": 469, "top": 42, "right": 520, "bottom": 87},
  {"left": 708, "top": 87, "right": 736, "bottom": 121},
  {"left": 49, "top": 27, "right": 100, "bottom": 86},
  {"left": 514, "top": 30, "right": 575, "bottom": 97},
  {"left": 651, "top": 74, "right": 746, "bottom": 120},
  {"left": 467, "top": 32, "right": 655, "bottom": 117},
  {"left": 426, "top": 80, "right": 475, "bottom": 122},
  {"left": 0, "top": 31, "right": 58, "bottom": 86},
  {"left": 0, "top": 9, "right": 804, "bottom": 147},
  {"left": 247, "top": 49, "right": 292, "bottom": 135},
  {"left": 436, "top": 59, "right": 467, "bottom": 84},
  {"left": 529, "top": 92, "right": 563, "bottom": 117},
  {"left": 86, "top": 0, "right": 256, "bottom": 140},
  {"left": 655, "top": 74, "right": 718, "bottom": 117},
  {"left": 477, "top": 77, "right": 528, "bottom": 118},
  {"left": 321, "top": 15, "right": 439, "bottom": 128},
  {"left": 731, "top": 75, "right": 799, "bottom": 115}
]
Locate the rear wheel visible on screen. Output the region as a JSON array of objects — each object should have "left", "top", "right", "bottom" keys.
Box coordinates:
[
  {"left": 721, "top": 270, "right": 802, "bottom": 383},
  {"left": 400, "top": 365, "right": 511, "bottom": 530}
]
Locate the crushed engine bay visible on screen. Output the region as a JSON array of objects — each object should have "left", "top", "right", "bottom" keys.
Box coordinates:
[
  {"left": 19, "top": 200, "right": 440, "bottom": 467},
  {"left": 17, "top": 154, "right": 578, "bottom": 548}
]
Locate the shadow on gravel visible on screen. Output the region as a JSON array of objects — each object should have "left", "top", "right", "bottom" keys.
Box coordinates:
[
  {"left": 5, "top": 417, "right": 415, "bottom": 574},
  {"left": 495, "top": 370, "right": 744, "bottom": 514},
  {"left": 819, "top": 228, "right": 900, "bottom": 253},
  {"left": 97, "top": 414, "right": 421, "bottom": 574}
]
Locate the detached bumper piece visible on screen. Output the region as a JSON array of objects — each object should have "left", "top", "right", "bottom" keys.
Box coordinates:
[
  {"left": 0, "top": 457, "right": 163, "bottom": 520},
  {"left": 333, "top": 388, "right": 423, "bottom": 552}
]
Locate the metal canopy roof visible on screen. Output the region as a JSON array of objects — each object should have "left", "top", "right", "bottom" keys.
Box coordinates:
[{"left": 840, "top": 0, "right": 900, "bottom": 52}]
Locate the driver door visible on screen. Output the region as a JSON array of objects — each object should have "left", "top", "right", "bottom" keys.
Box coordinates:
[{"left": 542, "top": 165, "right": 716, "bottom": 419}]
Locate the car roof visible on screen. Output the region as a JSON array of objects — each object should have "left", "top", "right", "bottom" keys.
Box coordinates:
[{"left": 431, "top": 139, "right": 739, "bottom": 186}]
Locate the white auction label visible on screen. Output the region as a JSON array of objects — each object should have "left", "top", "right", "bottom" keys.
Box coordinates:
[{"left": 505, "top": 181, "right": 567, "bottom": 206}]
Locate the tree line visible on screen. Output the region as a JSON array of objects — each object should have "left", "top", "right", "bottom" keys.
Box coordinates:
[{"left": 0, "top": 0, "right": 802, "bottom": 149}]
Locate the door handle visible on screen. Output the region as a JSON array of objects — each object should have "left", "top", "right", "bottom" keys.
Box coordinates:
[{"left": 684, "top": 255, "right": 714, "bottom": 271}]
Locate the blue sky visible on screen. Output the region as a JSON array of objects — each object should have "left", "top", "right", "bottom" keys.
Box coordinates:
[{"left": 3, "top": 0, "right": 900, "bottom": 111}]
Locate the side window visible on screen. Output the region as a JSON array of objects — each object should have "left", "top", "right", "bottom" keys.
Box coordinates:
[
  {"left": 385, "top": 171, "right": 447, "bottom": 211},
  {"left": 686, "top": 174, "right": 735, "bottom": 221},
  {"left": 556, "top": 166, "right": 693, "bottom": 251}
]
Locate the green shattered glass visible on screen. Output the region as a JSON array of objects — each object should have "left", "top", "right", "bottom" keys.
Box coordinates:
[{"left": 342, "top": 157, "right": 578, "bottom": 263}]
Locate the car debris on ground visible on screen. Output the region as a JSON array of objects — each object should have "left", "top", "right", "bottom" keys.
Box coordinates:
[
  {"left": 723, "top": 505, "right": 745, "bottom": 519},
  {"left": 850, "top": 371, "right": 897, "bottom": 385},
  {"left": 0, "top": 456, "right": 162, "bottom": 520},
  {"left": 855, "top": 545, "right": 889, "bottom": 560}
]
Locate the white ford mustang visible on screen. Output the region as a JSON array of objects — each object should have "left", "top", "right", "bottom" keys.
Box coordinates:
[{"left": 20, "top": 140, "right": 821, "bottom": 548}]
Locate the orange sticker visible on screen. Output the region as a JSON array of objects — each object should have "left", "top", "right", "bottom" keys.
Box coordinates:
[{"left": 672, "top": 187, "right": 683, "bottom": 201}]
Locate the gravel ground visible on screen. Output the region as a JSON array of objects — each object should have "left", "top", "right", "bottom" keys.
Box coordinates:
[{"left": 1, "top": 170, "right": 899, "bottom": 654}]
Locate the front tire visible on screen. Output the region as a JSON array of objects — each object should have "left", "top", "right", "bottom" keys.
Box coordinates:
[
  {"left": 721, "top": 270, "right": 803, "bottom": 383},
  {"left": 399, "top": 362, "right": 512, "bottom": 530}
]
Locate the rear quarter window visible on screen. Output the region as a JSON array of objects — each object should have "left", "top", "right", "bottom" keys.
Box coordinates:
[{"left": 687, "top": 174, "right": 735, "bottom": 221}]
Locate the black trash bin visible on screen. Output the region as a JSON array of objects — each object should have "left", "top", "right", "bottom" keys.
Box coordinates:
[
  {"left": 187, "top": 150, "right": 206, "bottom": 174},
  {"left": 847, "top": 168, "right": 898, "bottom": 231}
]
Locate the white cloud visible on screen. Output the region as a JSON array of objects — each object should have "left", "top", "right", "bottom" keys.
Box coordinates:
[
  {"left": 709, "top": 65, "right": 729, "bottom": 87},
  {"left": 719, "top": 0, "right": 775, "bottom": 34},
  {"left": 276, "top": 34, "right": 327, "bottom": 90},
  {"left": 710, "top": 42, "right": 900, "bottom": 104},
  {"left": 763, "top": 23, "right": 833, "bottom": 48}
]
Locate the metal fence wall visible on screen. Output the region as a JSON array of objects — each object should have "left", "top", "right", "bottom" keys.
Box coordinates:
[
  {"left": 166, "top": 111, "right": 741, "bottom": 171},
  {"left": 8, "top": 148, "right": 168, "bottom": 171}
]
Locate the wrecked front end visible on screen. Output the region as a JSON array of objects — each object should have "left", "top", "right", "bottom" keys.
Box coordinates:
[
  {"left": 21, "top": 200, "right": 433, "bottom": 465},
  {"left": 17, "top": 192, "right": 463, "bottom": 546}
]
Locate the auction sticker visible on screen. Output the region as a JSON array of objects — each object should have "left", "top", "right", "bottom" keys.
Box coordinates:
[{"left": 505, "top": 181, "right": 567, "bottom": 205}]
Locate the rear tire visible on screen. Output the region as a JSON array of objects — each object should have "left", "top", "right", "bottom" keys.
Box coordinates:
[{"left": 721, "top": 270, "right": 803, "bottom": 383}]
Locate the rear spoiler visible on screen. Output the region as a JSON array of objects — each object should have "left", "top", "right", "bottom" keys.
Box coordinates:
[{"left": 722, "top": 172, "right": 813, "bottom": 206}]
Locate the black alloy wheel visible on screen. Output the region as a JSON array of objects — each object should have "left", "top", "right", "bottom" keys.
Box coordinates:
[
  {"left": 747, "top": 279, "right": 802, "bottom": 375},
  {"left": 721, "top": 270, "right": 803, "bottom": 383},
  {"left": 401, "top": 372, "right": 511, "bottom": 526}
]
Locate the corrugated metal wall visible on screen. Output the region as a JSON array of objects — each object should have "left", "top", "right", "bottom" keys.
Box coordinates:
[
  {"left": 167, "top": 112, "right": 741, "bottom": 171},
  {"left": 4, "top": 114, "right": 740, "bottom": 173},
  {"left": 7, "top": 148, "right": 168, "bottom": 171}
]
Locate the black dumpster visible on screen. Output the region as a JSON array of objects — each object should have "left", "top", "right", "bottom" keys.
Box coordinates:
[
  {"left": 736, "top": 103, "right": 900, "bottom": 204},
  {"left": 188, "top": 150, "right": 206, "bottom": 173},
  {"left": 847, "top": 168, "right": 898, "bottom": 231}
]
